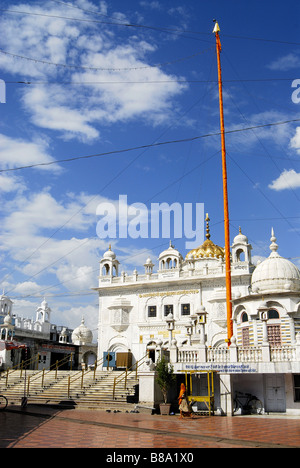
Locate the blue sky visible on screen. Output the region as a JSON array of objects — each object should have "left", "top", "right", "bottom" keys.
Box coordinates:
[{"left": 0, "top": 0, "right": 299, "bottom": 337}]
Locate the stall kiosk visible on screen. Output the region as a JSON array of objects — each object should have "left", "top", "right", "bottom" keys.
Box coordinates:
[{"left": 180, "top": 370, "right": 216, "bottom": 416}]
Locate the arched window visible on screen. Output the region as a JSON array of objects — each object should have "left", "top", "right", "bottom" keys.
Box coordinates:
[
  {"left": 268, "top": 309, "right": 279, "bottom": 319},
  {"left": 241, "top": 312, "right": 248, "bottom": 323},
  {"left": 236, "top": 249, "right": 245, "bottom": 262}
]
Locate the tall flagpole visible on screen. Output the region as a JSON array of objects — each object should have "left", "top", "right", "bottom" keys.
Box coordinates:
[{"left": 213, "top": 20, "right": 233, "bottom": 344}]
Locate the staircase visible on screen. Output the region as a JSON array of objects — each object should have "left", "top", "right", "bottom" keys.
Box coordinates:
[{"left": 0, "top": 368, "right": 139, "bottom": 410}]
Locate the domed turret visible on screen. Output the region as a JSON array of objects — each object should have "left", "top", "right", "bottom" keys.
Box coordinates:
[
  {"left": 159, "top": 241, "right": 183, "bottom": 270},
  {"left": 251, "top": 229, "right": 300, "bottom": 294},
  {"left": 99, "top": 244, "right": 119, "bottom": 278},
  {"left": 231, "top": 227, "right": 252, "bottom": 263}
]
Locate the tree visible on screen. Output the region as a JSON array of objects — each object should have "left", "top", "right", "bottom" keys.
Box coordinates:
[{"left": 155, "top": 356, "right": 176, "bottom": 404}]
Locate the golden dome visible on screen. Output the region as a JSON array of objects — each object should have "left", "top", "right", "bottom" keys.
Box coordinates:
[{"left": 186, "top": 214, "right": 225, "bottom": 259}]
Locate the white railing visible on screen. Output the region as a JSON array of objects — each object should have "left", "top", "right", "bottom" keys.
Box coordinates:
[
  {"left": 238, "top": 347, "right": 262, "bottom": 362},
  {"left": 176, "top": 343, "right": 298, "bottom": 365},
  {"left": 178, "top": 349, "right": 199, "bottom": 363},
  {"left": 270, "top": 345, "right": 296, "bottom": 362},
  {"left": 207, "top": 347, "right": 228, "bottom": 363}
]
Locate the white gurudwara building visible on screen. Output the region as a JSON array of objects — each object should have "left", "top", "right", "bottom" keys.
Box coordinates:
[{"left": 95, "top": 215, "right": 300, "bottom": 415}]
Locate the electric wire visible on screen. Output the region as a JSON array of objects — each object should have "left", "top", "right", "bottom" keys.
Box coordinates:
[
  {"left": 0, "top": 119, "right": 299, "bottom": 174},
  {"left": 0, "top": 47, "right": 213, "bottom": 71},
  {"left": 1, "top": 5, "right": 299, "bottom": 46},
  {"left": 6, "top": 77, "right": 297, "bottom": 85}
]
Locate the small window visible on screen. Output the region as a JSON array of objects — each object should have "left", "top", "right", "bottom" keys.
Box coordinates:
[
  {"left": 148, "top": 306, "right": 157, "bottom": 318},
  {"left": 164, "top": 304, "right": 173, "bottom": 316},
  {"left": 181, "top": 304, "right": 190, "bottom": 316},
  {"left": 241, "top": 312, "right": 248, "bottom": 323},
  {"left": 294, "top": 375, "right": 300, "bottom": 402},
  {"left": 268, "top": 309, "right": 279, "bottom": 319}
]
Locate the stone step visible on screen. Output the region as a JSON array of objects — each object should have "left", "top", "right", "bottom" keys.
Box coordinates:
[{"left": 0, "top": 369, "right": 139, "bottom": 408}]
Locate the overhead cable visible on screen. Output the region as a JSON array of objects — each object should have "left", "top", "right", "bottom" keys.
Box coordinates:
[{"left": 0, "top": 118, "right": 299, "bottom": 174}]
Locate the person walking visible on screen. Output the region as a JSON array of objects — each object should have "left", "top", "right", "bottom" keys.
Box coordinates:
[{"left": 178, "top": 383, "right": 193, "bottom": 419}]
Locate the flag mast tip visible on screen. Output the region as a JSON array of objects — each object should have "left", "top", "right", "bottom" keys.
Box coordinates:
[{"left": 212, "top": 19, "right": 220, "bottom": 34}]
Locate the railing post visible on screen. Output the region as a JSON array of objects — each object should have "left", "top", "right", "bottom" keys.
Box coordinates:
[
  {"left": 94, "top": 360, "right": 97, "bottom": 380},
  {"left": 229, "top": 336, "right": 238, "bottom": 362},
  {"left": 42, "top": 368, "right": 45, "bottom": 387},
  {"left": 6, "top": 368, "right": 9, "bottom": 387},
  {"left": 124, "top": 368, "right": 127, "bottom": 389},
  {"left": 55, "top": 360, "right": 58, "bottom": 379},
  {"left": 70, "top": 353, "right": 73, "bottom": 371},
  {"left": 36, "top": 354, "right": 39, "bottom": 370},
  {"left": 113, "top": 377, "right": 116, "bottom": 400},
  {"left": 27, "top": 375, "right": 30, "bottom": 396},
  {"left": 81, "top": 369, "right": 84, "bottom": 389},
  {"left": 68, "top": 375, "right": 71, "bottom": 398}
]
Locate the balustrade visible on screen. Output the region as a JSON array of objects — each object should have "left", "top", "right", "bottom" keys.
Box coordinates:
[
  {"left": 270, "top": 345, "right": 296, "bottom": 362},
  {"left": 175, "top": 343, "right": 298, "bottom": 365}
]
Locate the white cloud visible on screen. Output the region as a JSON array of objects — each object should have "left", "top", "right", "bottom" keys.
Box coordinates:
[
  {"left": 268, "top": 52, "right": 300, "bottom": 71},
  {"left": 22, "top": 86, "right": 100, "bottom": 142},
  {"left": 0, "top": 1, "right": 187, "bottom": 142},
  {"left": 268, "top": 169, "right": 300, "bottom": 191},
  {"left": 0, "top": 133, "right": 60, "bottom": 171},
  {"left": 0, "top": 174, "right": 25, "bottom": 193},
  {"left": 290, "top": 127, "right": 300, "bottom": 154}
]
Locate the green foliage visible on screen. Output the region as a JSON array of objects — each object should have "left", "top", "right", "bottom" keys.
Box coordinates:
[{"left": 155, "top": 356, "right": 176, "bottom": 403}]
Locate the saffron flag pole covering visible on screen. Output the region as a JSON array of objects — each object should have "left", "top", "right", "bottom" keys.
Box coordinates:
[{"left": 213, "top": 21, "right": 233, "bottom": 345}]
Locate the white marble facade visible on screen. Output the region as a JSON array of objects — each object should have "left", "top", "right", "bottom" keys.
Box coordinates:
[{"left": 95, "top": 218, "right": 300, "bottom": 414}]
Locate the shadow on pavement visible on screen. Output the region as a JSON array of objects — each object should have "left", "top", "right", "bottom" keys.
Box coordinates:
[{"left": 0, "top": 403, "right": 69, "bottom": 448}]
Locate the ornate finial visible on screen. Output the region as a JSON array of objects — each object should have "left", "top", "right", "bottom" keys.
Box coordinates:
[
  {"left": 108, "top": 244, "right": 111, "bottom": 251},
  {"left": 239, "top": 226, "right": 242, "bottom": 234},
  {"left": 270, "top": 227, "right": 278, "bottom": 253},
  {"left": 205, "top": 213, "right": 211, "bottom": 240}
]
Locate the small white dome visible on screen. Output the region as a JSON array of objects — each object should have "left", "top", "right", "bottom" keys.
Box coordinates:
[
  {"left": 251, "top": 229, "right": 300, "bottom": 294},
  {"left": 159, "top": 241, "right": 181, "bottom": 259},
  {"left": 233, "top": 227, "right": 248, "bottom": 244},
  {"left": 103, "top": 244, "right": 116, "bottom": 260},
  {"left": 72, "top": 318, "right": 93, "bottom": 344}
]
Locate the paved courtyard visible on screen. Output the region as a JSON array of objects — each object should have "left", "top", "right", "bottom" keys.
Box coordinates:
[{"left": 0, "top": 405, "right": 299, "bottom": 451}]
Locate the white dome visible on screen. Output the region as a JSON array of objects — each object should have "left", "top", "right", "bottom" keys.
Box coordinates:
[
  {"left": 233, "top": 227, "right": 248, "bottom": 244},
  {"left": 72, "top": 318, "right": 93, "bottom": 344},
  {"left": 103, "top": 245, "right": 116, "bottom": 260},
  {"left": 159, "top": 241, "right": 181, "bottom": 259},
  {"left": 251, "top": 229, "right": 300, "bottom": 294}
]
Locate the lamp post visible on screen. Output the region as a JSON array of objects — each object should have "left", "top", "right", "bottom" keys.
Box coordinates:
[
  {"left": 165, "top": 313, "right": 175, "bottom": 346},
  {"left": 196, "top": 306, "right": 207, "bottom": 345},
  {"left": 185, "top": 319, "right": 193, "bottom": 346},
  {"left": 258, "top": 301, "right": 269, "bottom": 345}
]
